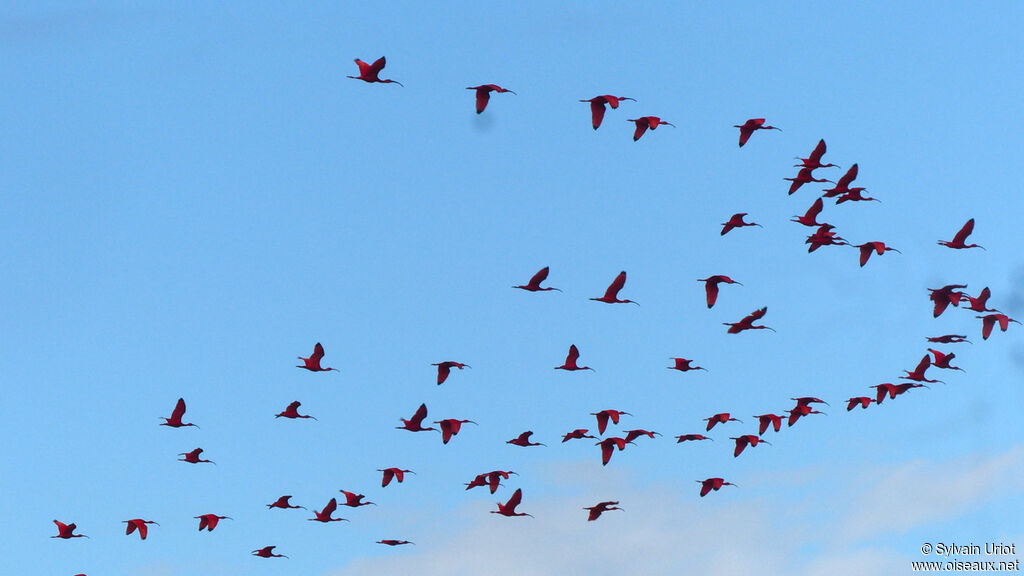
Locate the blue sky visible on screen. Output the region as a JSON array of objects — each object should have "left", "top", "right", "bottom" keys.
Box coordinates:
[{"left": 2, "top": 2, "right": 1022, "bottom": 574}]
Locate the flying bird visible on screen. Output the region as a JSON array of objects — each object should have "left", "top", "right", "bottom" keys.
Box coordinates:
[
  {"left": 786, "top": 405, "right": 826, "bottom": 426},
  {"left": 195, "top": 514, "right": 231, "bottom": 531},
  {"left": 435, "top": 418, "right": 477, "bottom": 444},
  {"left": 397, "top": 403, "right": 437, "bottom": 432},
  {"left": 704, "top": 412, "right": 742, "bottom": 431},
  {"left": 596, "top": 436, "right": 633, "bottom": 465},
  {"left": 821, "top": 163, "right": 863, "bottom": 198},
  {"left": 507, "top": 430, "right": 546, "bottom": 447},
  {"left": 938, "top": 218, "right": 984, "bottom": 250},
  {"left": 348, "top": 57, "right": 403, "bottom": 86},
  {"left": 668, "top": 357, "right": 707, "bottom": 372},
  {"left": 927, "top": 349, "right": 964, "bottom": 371},
  {"left": 720, "top": 213, "right": 762, "bottom": 235},
  {"left": 698, "top": 478, "right": 736, "bottom": 497},
  {"left": 872, "top": 382, "right": 928, "bottom": 404},
  {"left": 791, "top": 397, "right": 830, "bottom": 407},
  {"left": 794, "top": 139, "right": 837, "bottom": 170},
  {"left": 734, "top": 118, "right": 781, "bottom": 147},
  {"left": 379, "top": 468, "right": 415, "bottom": 487},
  {"left": 791, "top": 197, "right": 826, "bottom": 227},
  {"left": 622, "top": 429, "right": 661, "bottom": 443},
  {"left": 698, "top": 275, "right": 742, "bottom": 308},
  {"left": 377, "top": 540, "right": 415, "bottom": 546},
  {"left": 562, "top": 429, "right": 597, "bottom": 442},
  {"left": 724, "top": 307, "right": 774, "bottom": 334},
  {"left": 846, "top": 397, "right": 873, "bottom": 411},
  {"left": 592, "top": 409, "right": 631, "bottom": 434},
  {"left": 901, "top": 355, "right": 945, "bottom": 384},
  {"left": 855, "top": 242, "right": 900, "bottom": 267},
  {"left": 178, "top": 448, "right": 214, "bottom": 464},
  {"left": 122, "top": 519, "right": 158, "bottom": 540},
  {"left": 276, "top": 401, "right": 317, "bottom": 421},
  {"left": 266, "top": 495, "right": 306, "bottom": 510},
  {"left": 308, "top": 498, "right": 348, "bottom": 523},
  {"left": 513, "top": 266, "right": 561, "bottom": 292},
  {"left": 731, "top": 435, "right": 771, "bottom": 457},
  {"left": 580, "top": 95, "right": 635, "bottom": 129},
  {"left": 252, "top": 546, "right": 288, "bottom": 559},
  {"left": 52, "top": 520, "right": 87, "bottom": 539},
  {"left": 555, "top": 344, "right": 594, "bottom": 371},
  {"left": 590, "top": 271, "right": 638, "bottom": 305},
  {"left": 160, "top": 398, "right": 199, "bottom": 428},
  {"left": 628, "top": 116, "right": 674, "bottom": 141},
  {"left": 675, "top": 434, "right": 713, "bottom": 443},
  {"left": 491, "top": 488, "right": 533, "bottom": 517},
  {"left": 467, "top": 84, "right": 516, "bottom": 113},
  {"left": 339, "top": 490, "right": 376, "bottom": 507},
  {"left": 929, "top": 284, "right": 968, "bottom": 318},
  {"left": 806, "top": 224, "right": 848, "bottom": 252},
  {"left": 785, "top": 167, "right": 834, "bottom": 195},
  {"left": 927, "top": 334, "right": 971, "bottom": 344},
  {"left": 754, "top": 413, "right": 784, "bottom": 434},
  {"left": 433, "top": 361, "right": 470, "bottom": 385},
  {"left": 297, "top": 343, "right": 339, "bottom": 372},
  {"left": 962, "top": 287, "right": 998, "bottom": 313},
  {"left": 584, "top": 501, "right": 623, "bottom": 521},
  {"left": 978, "top": 313, "right": 1020, "bottom": 340}
]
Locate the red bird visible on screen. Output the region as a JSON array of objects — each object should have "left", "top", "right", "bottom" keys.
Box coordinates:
[
  {"left": 252, "top": 546, "right": 288, "bottom": 558},
  {"left": 309, "top": 498, "right": 348, "bottom": 523},
  {"left": 266, "top": 495, "right": 306, "bottom": 510},
  {"left": 52, "top": 520, "right": 88, "bottom": 539},
  {"left": 734, "top": 118, "right": 781, "bottom": 147},
  {"left": 592, "top": 409, "right": 631, "bottom": 434},
  {"left": 195, "top": 514, "right": 231, "bottom": 531},
  {"left": 562, "top": 428, "right": 597, "bottom": 442},
  {"left": 938, "top": 218, "right": 984, "bottom": 250},
  {"left": 379, "top": 468, "right": 415, "bottom": 487},
  {"left": 580, "top": 95, "right": 635, "bottom": 129},
  {"left": 962, "top": 287, "right": 998, "bottom": 313},
  {"left": 978, "top": 313, "right": 1020, "bottom": 340},
  {"left": 786, "top": 405, "right": 825, "bottom": 426},
  {"left": 668, "top": 357, "right": 707, "bottom": 372},
  {"left": 901, "top": 355, "right": 944, "bottom": 384},
  {"left": 731, "top": 435, "right": 771, "bottom": 457},
  {"left": 590, "top": 271, "right": 638, "bottom": 305},
  {"left": 785, "top": 167, "right": 834, "bottom": 195},
  {"left": 297, "top": 343, "right": 339, "bottom": 372},
  {"left": 178, "top": 447, "right": 214, "bottom": 464},
  {"left": 466, "top": 470, "right": 518, "bottom": 494},
  {"left": 821, "top": 164, "right": 863, "bottom": 198},
  {"left": 791, "top": 197, "right": 826, "bottom": 227},
  {"left": 628, "top": 116, "right": 674, "bottom": 141},
  {"left": 929, "top": 284, "right": 968, "bottom": 317},
  {"left": 339, "top": 490, "right": 376, "bottom": 507},
  {"left": 507, "top": 430, "right": 546, "bottom": 447},
  {"left": 555, "top": 344, "right": 594, "bottom": 371},
  {"left": 846, "top": 397, "right": 873, "bottom": 411},
  {"left": 467, "top": 84, "right": 516, "bottom": 114},
  {"left": 160, "top": 398, "right": 199, "bottom": 428},
  {"left": 704, "top": 412, "right": 742, "bottom": 431},
  {"left": 433, "top": 361, "right": 470, "bottom": 385},
  {"left": 276, "top": 401, "right": 317, "bottom": 421},
  {"left": 435, "top": 418, "right": 477, "bottom": 444},
  {"left": 806, "top": 224, "right": 848, "bottom": 252},
  {"left": 927, "top": 349, "right": 963, "bottom": 371},
  {"left": 754, "top": 413, "right": 784, "bottom": 434},
  {"left": 794, "top": 139, "right": 838, "bottom": 170},
  {"left": 720, "top": 212, "right": 762, "bottom": 236},
  {"left": 872, "top": 382, "right": 928, "bottom": 404},
  {"left": 492, "top": 488, "right": 532, "bottom": 517},
  {"left": 596, "top": 436, "right": 633, "bottom": 465},
  {"left": 724, "top": 307, "right": 774, "bottom": 334},
  {"left": 513, "top": 266, "right": 561, "bottom": 292},
  {"left": 698, "top": 275, "right": 742, "bottom": 308},
  {"left": 585, "top": 501, "right": 623, "bottom": 521},
  {"left": 791, "top": 397, "right": 830, "bottom": 407},
  {"left": 348, "top": 57, "right": 403, "bottom": 86},
  {"left": 122, "top": 519, "right": 159, "bottom": 540},
  {"left": 835, "top": 189, "right": 880, "bottom": 204},
  {"left": 927, "top": 334, "right": 970, "bottom": 344},
  {"left": 377, "top": 539, "right": 415, "bottom": 546},
  {"left": 855, "top": 242, "right": 900, "bottom": 267},
  {"left": 622, "top": 429, "right": 660, "bottom": 443},
  {"left": 397, "top": 403, "right": 437, "bottom": 432},
  {"left": 675, "top": 434, "right": 713, "bottom": 443},
  {"left": 698, "top": 477, "right": 736, "bottom": 497}
]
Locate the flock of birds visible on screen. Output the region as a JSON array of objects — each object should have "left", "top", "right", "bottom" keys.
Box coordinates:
[{"left": 49, "top": 55, "right": 1019, "bottom": 571}]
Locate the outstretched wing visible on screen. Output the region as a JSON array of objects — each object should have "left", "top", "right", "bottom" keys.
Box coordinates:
[
  {"left": 411, "top": 403, "right": 428, "bottom": 425},
  {"left": 590, "top": 100, "right": 607, "bottom": 129},
  {"left": 836, "top": 164, "right": 858, "bottom": 188},
  {"left": 566, "top": 344, "right": 580, "bottom": 365},
  {"left": 311, "top": 343, "right": 326, "bottom": 362},
  {"left": 171, "top": 398, "right": 186, "bottom": 421},
  {"left": 528, "top": 266, "right": 549, "bottom": 288},
  {"left": 475, "top": 87, "right": 490, "bottom": 114},
  {"left": 603, "top": 271, "right": 627, "bottom": 299},
  {"left": 952, "top": 218, "right": 975, "bottom": 245},
  {"left": 632, "top": 120, "right": 648, "bottom": 141},
  {"left": 808, "top": 139, "right": 827, "bottom": 163}
]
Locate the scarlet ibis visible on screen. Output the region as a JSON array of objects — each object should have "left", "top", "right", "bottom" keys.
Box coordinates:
[
  {"left": 871, "top": 382, "right": 928, "bottom": 404},
  {"left": 397, "top": 403, "right": 436, "bottom": 432},
  {"left": 698, "top": 275, "right": 742, "bottom": 308},
  {"left": 464, "top": 473, "right": 497, "bottom": 494},
  {"left": 754, "top": 413, "right": 784, "bottom": 434},
  {"left": 731, "top": 435, "right": 771, "bottom": 457},
  {"left": 339, "top": 490, "right": 376, "bottom": 507},
  {"left": 379, "top": 468, "right": 415, "bottom": 487},
  {"left": 467, "top": 84, "right": 515, "bottom": 113},
  {"left": 962, "top": 287, "right": 998, "bottom": 313},
  {"left": 846, "top": 397, "right": 873, "bottom": 411},
  {"left": 929, "top": 284, "right": 967, "bottom": 317},
  {"left": 590, "top": 271, "right": 638, "bottom": 305},
  {"left": 704, "top": 412, "right": 742, "bottom": 431},
  {"left": 927, "top": 334, "right": 970, "bottom": 344},
  {"left": 122, "top": 519, "right": 159, "bottom": 540},
  {"left": 592, "top": 409, "right": 631, "bottom": 434},
  {"left": 435, "top": 418, "right": 476, "bottom": 444},
  {"left": 786, "top": 405, "right": 825, "bottom": 426},
  {"left": 309, "top": 498, "right": 348, "bottom": 523},
  {"left": 580, "top": 95, "right": 635, "bottom": 129},
  {"left": 794, "top": 139, "right": 837, "bottom": 170},
  {"left": 821, "top": 164, "right": 861, "bottom": 198},
  {"left": 724, "top": 307, "right": 774, "bottom": 334},
  {"left": 698, "top": 477, "right": 736, "bottom": 497},
  {"left": 622, "top": 429, "right": 660, "bottom": 443},
  {"left": 720, "top": 213, "right": 762, "bottom": 236},
  {"left": 792, "top": 197, "right": 826, "bottom": 227},
  {"left": 178, "top": 447, "right": 214, "bottom": 464},
  {"left": 160, "top": 398, "right": 199, "bottom": 428},
  {"left": 806, "top": 224, "right": 847, "bottom": 252},
  {"left": 252, "top": 546, "right": 288, "bottom": 558},
  {"left": 978, "top": 313, "right": 1020, "bottom": 340},
  {"left": 466, "top": 470, "right": 518, "bottom": 494},
  {"left": 628, "top": 116, "right": 674, "bottom": 141},
  {"left": 433, "top": 361, "right": 470, "bottom": 385},
  {"left": 266, "top": 495, "right": 306, "bottom": 510},
  {"left": 927, "top": 349, "right": 964, "bottom": 371},
  {"left": 835, "top": 189, "right": 880, "bottom": 204},
  {"left": 52, "top": 520, "right": 87, "bottom": 539},
  {"left": 785, "top": 167, "right": 833, "bottom": 195},
  {"left": 513, "top": 266, "right": 561, "bottom": 292},
  {"left": 734, "top": 118, "right": 780, "bottom": 147},
  {"left": 555, "top": 344, "right": 593, "bottom": 371},
  {"left": 507, "top": 430, "right": 546, "bottom": 447},
  {"left": 791, "top": 397, "right": 829, "bottom": 407},
  {"left": 562, "top": 428, "right": 597, "bottom": 442},
  {"left": 378, "top": 540, "right": 415, "bottom": 546},
  {"left": 901, "top": 355, "right": 944, "bottom": 384},
  {"left": 855, "top": 242, "right": 900, "bottom": 267},
  {"left": 596, "top": 436, "right": 633, "bottom": 465},
  {"left": 675, "top": 434, "right": 713, "bottom": 442},
  {"left": 585, "top": 501, "right": 623, "bottom": 521},
  {"left": 668, "top": 357, "right": 706, "bottom": 372},
  {"left": 348, "top": 57, "right": 403, "bottom": 86},
  {"left": 297, "top": 343, "right": 339, "bottom": 372},
  {"left": 195, "top": 514, "right": 231, "bottom": 531},
  {"left": 491, "top": 488, "right": 532, "bottom": 517},
  {"left": 276, "top": 401, "right": 317, "bottom": 421},
  {"left": 938, "top": 218, "right": 984, "bottom": 250}
]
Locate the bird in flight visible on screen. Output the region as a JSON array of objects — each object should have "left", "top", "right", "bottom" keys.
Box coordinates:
[
  {"left": 623, "top": 429, "right": 660, "bottom": 443},
  {"left": 297, "top": 343, "right": 339, "bottom": 372},
  {"left": 791, "top": 197, "right": 826, "bottom": 227},
  {"left": 513, "top": 266, "right": 561, "bottom": 292},
  {"left": 977, "top": 313, "right": 1020, "bottom": 340},
  {"left": 676, "top": 434, "right": 713, "bottom": 443},
  {"left": 507, "top": 430, "right": 546, "bottom": 447},
  {"left": 195, "top": 514, "right": 231, "bottom": 531},
  {"left": 731, "top": 435, "right": 771, "bottom": 457},
  {"left": 348, "top": 57, "right": 403, "bottom": 86},
  {"left": 901, "top": 355, "right": 944, "bottom": 384},
  {"left": 252, "top": 546, "right": 288, "bottom": 559},
  {"left": 927, "top": 334, "right": 970, "bottom": 344},
  {"left": 794, "top": 139, "right": 838, "bottom": 170},
  {"left": 704, "top": 412, "right": 742, "bottom": 431},
  {"left": 734, "top": 118, "right": 780, "bottom": 147},
  {"left": 339, "top": 490, "right": 376, "bottom": 507},
  {"left": 397, "top": 403, "right": 437, "bottom": 432},
  {"left": 160, "top": 398, "right": 199, "bottom": 429},
  {"left": 846, "top": 397, "right": 874, "bottom": 411},
  {"left": 555, "top": 344, "right": 594, "bottom": 371},
  {"left": 308, "top": 498, "right": 349, "bottom": 523},
  {"left": 938, "top": 218, "right": 984, "bottom": 250},
  {"left": 434, "top": 418, "right": 477, "bottom": 444},
  {"left": 668, "top": 357, "right": 707, "bottom": 372},
  {"left": 52, "top": 520, "right": 88, "bottom": 539},
  {"left": 122, "top": 518, "right": 159, "bottom": 540},
  {"left": 596, "top": 436, "right": 633, "bottom": 465},
  {"left": 584, "top": 501, "right": 623, "bottom": 521},
  {"left": 267, "top": 495, "right": 306, "bottom": 510},
  {"left": 854, "top": 242, "right": 900, "bottom": 267},
  {"left": 592, "top": 409, "right": 631, "bottom": 434},
  {"left": 754, "top": 413, "right": 785, "bottom": 434},
  {"left": 787, "top": 405, "right": 826, "bottom": 426},
  {"left": 785, "top": 167, "right": 834, "bottom": 195},
  {"left": 724, "top": 307, "right": 774, "bottom": 334},
  {"left": 379, "top": 468, "right": 415, "bottom": 487},
  {"left": 433, "top": 361, "right": 470, "bottom": 385},
  {"left": 562, "top": 428, "right": 597, "bottom": 442},
  {"left": 276, "top": 401, "right": 317, "bottom": 421},
  {"left": 720, "top": 212, "right": 762, "bottom": 236},
  {"left": 698, "top": 477, "right": 736, "bottom": 497},
  {"left": 580, "top": 95, "right": 635, "bottom": 129},
  {"left": 698, "top": 275, "right": 742, "bottom": 309},
  {"left": 377, "top": 540, "right": 415, "bottom": 546},
  {"left": 962, "top": 287, "right": 998, "bottom": 313},
  {"left": 927, "top": 349, "right": 963, "bottom": 372},
  {"left": 872, "top": 382, "right": 928, "bottom": 404},
  {"left": 590, "top": 271, "right": 638, "bottom": 305},
  {"left": 929, "top": 284, "right": 968, "bottom": 318},
  {"left": 627, "top": 116, "right": 674, "bottom": 141},
  {"left": 467, "top": 84, "right": 515, "bottom": 113},
  {"left": 178, "top": 447, "right": 215, "bottom": 464},
  {"left": 491, "top": 488, "right": 533, "bottom": 517}
]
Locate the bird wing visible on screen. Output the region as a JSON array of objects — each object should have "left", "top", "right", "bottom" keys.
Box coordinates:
[
  {"left": 312, "top": 343, "right": 326, "bottom": 362},
  {"left": 632, "top": 120, "right": 649, "bottom": 141},
  {"left": 411, "top": 403, "right": 428, "bottom": 425},
  {"left": 590, "top": 100, "right": 607, "bottom": 129},
  {"left": 700, "top": 481, "right": 712, "bottom": 497},
  {"left": 171, "top": 398, "right": 186, "bottom": 421},
  {"left": 738, "top": 125, "right": 755, "bottom": 147},
  {"left": 507, "top": 488, "right": 523, "bottom": 509},
  {"left": 436, "top": 364, "right": 450, "bottom": 384},
  {"left": 207, "top": 516, "right": 219, "bottom": 530},
  {"left": 603, "top": 271, "right": 627, "bottom": 299},
  {"left": 599, "top": 441, "right": 614, "bottom": 464},
  {"left": 528, "top": 266, "right": 549, "bottom": 288},
  {"left": 198, "top": 515, "right": 209, "bottom": 530},
  {"left": 566, "top": 344, "right": 580, "bottom": 366},
  {"left": 952, "top": 218, "right": 975, "bottom": 245},
  {"left": 859, "top": 245, "right": 872, "bottom": 267},
  {"left": 733, "top": 438, "right": 746, "bottom": 457},
  {"left": 809, "top": 139, "right": 826, "bottom": 163},
  {"left": 747, "top": 307, "right": 767, "bottom": 322},
  {"left": 836, "top": 164, "right": 858, "bottom": 188},
  {"left": 596, "top": 412, "right": 609, "bottom": 434},
  {"left": 354, "top": 59, "right": 371, "bottom": 75},
  {"left": 138, "top": 522, "right": 148, "bottom": 540},
  {"left": 806, "top": 197, "right": 824, "bottom": 220},
  {"left": 369, "top": 56, "right": 387, "bottom": 76},
  {"left": 323, "top": 498, "right": 337, "bottom": 516},
  {"left": 287, "top": 401, "right": 301, "bottom": 412},
  {"left": 475, "top": 87, "right": 490, "bottom": 114},
  {"left": 125, "top": 521, "right": 137, "bottom": 535},
  {"left": 981, "top": 316, "right": 995, "bottom": 339},
  {"left": 440, "top": 421, "right": 453, "bottom": 444}
]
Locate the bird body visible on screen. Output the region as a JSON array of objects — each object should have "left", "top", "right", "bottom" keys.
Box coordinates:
[
  {"left": 590, "top": 271, "right": 638, "bottom": 305},
  {"left": 160, "top": 398, "right": 198, "bottom": 428},
  {"left": 592, "top": 409, "right": 631, "bottom": 434},
  {"left": 698, "top": 477, "right": 736, "bottom": 497},
  {"left": 794, "top": 139, "right": 837, "bottom": 170},
  {"left": 720, "top": 212, "right": 762, "bottom": 235},
  {"left": 585, "top": 501, "right": 623, "bottom": 521},
  {"left": 195, "top": 514, "right": 231, "bottom": 531},
  {"left": 507, "top": 430, "right": 546, "bottom": 447},
  {"left": 562, "top": 428, "right": 596, "bottom": 442},
  {"left": 704, "top": 412, "right": 742, "bottom": 431},
  {"left": 555, "top": 344, "right": 593, "bottom": 371},
  {"left": 731, "top": 435, "right": 771, "bottom": 457},
  {"left": 754, "top": 413, "right": 784, "bottom": 434},
  {"left": 433, "top": 361, "right": 470, "bottom": 385},
  {"left": 724, "top": 307, "right": 774, "bottom": 334},
  {"left": 397, "top": 403, "right": 436, "bottom": 432},
  {"left": 348, "top": 57, "right": 403, "bottom": 86},
  {"left": 276, "top": 401, "right": 317, "bottom": 420},
  {"left": 267, "top": 495, "right": 305, "bottom": 510},
  {"left": 596, "top": 436, "right": 632, "bottom": 465},
  {"left": 339, "top": 490, "right": 376, "bottom": 507},
  {"left": 938, "top": 218, "right": 984, "bottom": 250},
  {"left": 734, "top": 118, "right": 780, "bottom": 147},
  {"left": 668, "top": 357, "right": 706, "bottom": 372},
  {"left": 379, "top": 468, "right": 415, "bottom": 487},
  {"left": 513, "top": 266, "right": 561, "bottom": 292},
  {"left": 297, "top": 343, "right": 339, "bottom": 372},
  {"left": 309, "top": 498, "right": 348, "bottom": 523},
  {"left": 467, "top": 84, "right": 515, "bottom": 113},
  {"left": 580, "top": 95, "right": 635, "bottom": 129},
  {"left": 978, "top": 314, "right": 1020, "bottom": 340},
  {"left": 628, "top": 116, "right": 674, "bottom": 141},
  {"left": 698, "top": 275, "right": 742, "bottom": 308},
  {"left": 178, "top": 447, "right": 214, "bottom": 464},
  {"left": 52, "top": 520, "right": 87, "bottom": 539},
  {"left": 252, "top": 546, "right": 287, "bottom": 558},
  {"left": 492, "top": 488, "right": 532, "bottom": 517},
  {"left": 123, "top": 518, "right": 158, "bottom": 540},
  {"left": 435, "top": 418, "right": 476, "bottom": 444}
]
